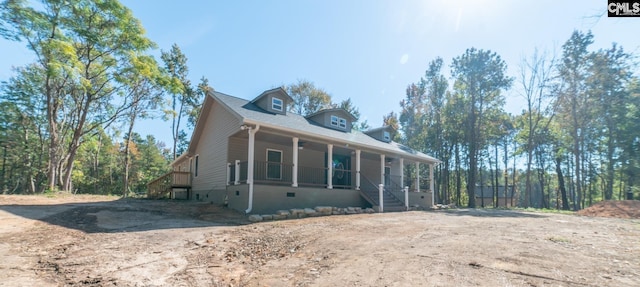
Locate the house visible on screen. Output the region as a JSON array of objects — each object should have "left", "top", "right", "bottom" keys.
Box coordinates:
[
  {"left": 474, "top": 185, "right": 515, "bottom": 207},
  {"left": 148, "top": 87, "right": 440, "bottom": 214}
]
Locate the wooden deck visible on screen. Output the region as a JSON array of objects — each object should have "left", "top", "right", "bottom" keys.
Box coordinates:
[{"left": 147, "top": 171, "right": 191, "bottom": 199}]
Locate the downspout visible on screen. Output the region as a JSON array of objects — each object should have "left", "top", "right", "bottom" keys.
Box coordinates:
[{"left": 245, "top": 124, "right": 260, "bottom": 214}]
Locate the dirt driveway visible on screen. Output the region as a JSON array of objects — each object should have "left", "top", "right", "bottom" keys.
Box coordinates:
[{"left": 0, "top": 195, "right": 638, "bottom": 287}]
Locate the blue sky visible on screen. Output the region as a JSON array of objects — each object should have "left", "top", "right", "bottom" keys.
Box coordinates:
[{"left": 1, "top": 0, "right": 639, "bottom": 146}]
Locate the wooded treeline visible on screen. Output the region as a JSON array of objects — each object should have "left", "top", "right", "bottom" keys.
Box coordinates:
[
  {"left": 389, "top": 31, "right": 639, "bottom": 209},
  {"left": 0, "top": 0, "right": 208, "bottom": 195},
  {"left": 1, "top": 1, "right": 638, "bottom": 210}
]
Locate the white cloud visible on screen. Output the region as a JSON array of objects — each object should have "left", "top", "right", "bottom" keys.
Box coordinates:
[{"left": 400, "top": 54, "right": 409, "bottom": 64}]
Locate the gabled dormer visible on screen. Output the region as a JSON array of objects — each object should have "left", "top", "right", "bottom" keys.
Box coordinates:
[
  {"left": 365, "top": 126, "right": 396, "bottom": 143},
  {"left": 306, "top": 108, "right": 356, "bottom": 132},
  {"left": 250, "top": 87, "right": 293, "bottom": 115}
]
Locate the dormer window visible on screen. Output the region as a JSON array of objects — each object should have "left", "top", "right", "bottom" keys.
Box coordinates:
[
  {"left": 383, "top": 131, "right": 391, "bottom": 141},
  {"left": 339, "top": 118, "right": 347, "bottom": 129},
  {"left": 272, "top": 97, "right": 283, "bottom": 111},
  {"left": 331, "top": 115, "right": 339, "bottom": 126},
  {"left": 306, "top": 108, "right": 354, "bottom": 132},
  {"left": 331, "top": 115, "right": 347, "bottom": 129}
]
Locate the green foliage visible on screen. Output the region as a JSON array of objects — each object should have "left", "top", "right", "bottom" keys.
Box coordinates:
[
  {"left": 336, "top": 98, "right": 369, "bottom": 131},
  {"left": 285, "top": 79, "right": 332, "bottom": 116},
  {"left": 160, "top": 43, "right": 207, "bottom": 160},
  {"left": 451, "top": 48, "right": 513, "bottom": 208},
  {"left": 1, "top": 0, "right": 160, "bottom": 193}
]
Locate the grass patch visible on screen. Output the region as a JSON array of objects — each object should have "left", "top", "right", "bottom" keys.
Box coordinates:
[{"left": 516, "top": 207, "right": 575, "bottom": 215}]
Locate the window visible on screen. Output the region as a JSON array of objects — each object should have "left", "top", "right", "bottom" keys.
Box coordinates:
[
  {"left": 272, "top": 97, "right": 283, "bottom": 111},
  {"left": 266, "top": 149, "right": 282, "bottom": 179},
  {"left": 330, "top": 115, "right": 339, "bottom": 126},
  {"left": 331, "top": 115, "right": 347, "bottom": 129},
  {"left": 194, "top": 155, "right": 199, "bottom": 177},
  {"left": 383, "top": 131, "right": 391, "bottom": 141},
  {"left": 339, "top": 118, "right": 347, "bottom": 129}
]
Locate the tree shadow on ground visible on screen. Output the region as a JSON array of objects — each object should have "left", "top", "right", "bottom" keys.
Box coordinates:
[
  {"left": 0, "top": 198, "right": 250, "bottom": 234},
  {"left": 437, "top": 208, "right": 548, "bottom": 218}
]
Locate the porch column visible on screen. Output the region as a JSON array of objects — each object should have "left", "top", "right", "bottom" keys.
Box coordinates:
[
  {"left": 399, "top": 158, "right": 404, "bottom": 188},
  {"left": 292, "top": 137, "right": 298, "bottom": 187},
  {"left": 327, "top": 144, "right": 333, "bottom": 189},
  {"left": 429, "top": 163, "right": 435, "bottom": 206},
  {"left": 355, "top": 149, "right": 361, "bottom": 190},
  {"left": 248, "top": 131, "right": 256, "bottom": 185},
  {"left": 245, "top": 125, "right": 260, "bottom": 214},
  {"left": 415, "top": 162, "right": 420, "bottom": 193},
  {"left": 226, "top": 162, "right": 231, "bottom": 186},
  {"left": 234, "top": 160, "right": 240, "bottom": 185},
  {"left": 380, "top": 154, "right": 385, "bottom": 186}
]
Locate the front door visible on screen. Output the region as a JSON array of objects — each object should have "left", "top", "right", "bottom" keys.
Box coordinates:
[
  {"left": 331, "top": 154, "right": 351, "bottom": 188},
  {"left": 384, "top": 166, "right": 391, "bottom": 186}
]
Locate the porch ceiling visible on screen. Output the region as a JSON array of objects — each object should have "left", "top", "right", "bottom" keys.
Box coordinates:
[{"left": 231, "top": 128, "right": 409, "bottom": 162}]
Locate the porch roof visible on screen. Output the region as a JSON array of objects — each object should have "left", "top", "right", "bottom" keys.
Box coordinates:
[{"left": 212, "top": 91, "right": 440, "bottom": 164}]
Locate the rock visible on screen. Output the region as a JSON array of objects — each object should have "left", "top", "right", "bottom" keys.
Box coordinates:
[
  {"left": 248, "top": 215, "right": 263, "bottom": 222},
  {"left": 261, "top": 214, "right": 273, "bottom": 220},
  {"left": 276, "top": 210, "right": 290, "bottom": 216},
  {"left": 290, "top": 208, "right": 304, "bottom": 216},
  {"left": 304, "top": 208, "right": 317, "bottom": 215},
  {"left": 364, "top": 208, "right": 375, "bottom": 213},
  {"left": 354, "top": 207, "right": 362, "bottom": 213},
  {"left": 272, "top": 214, "right": 287, "bottom": 220},
  {"left": 315, "top": 206, "right": 333, "bottom": 213}
]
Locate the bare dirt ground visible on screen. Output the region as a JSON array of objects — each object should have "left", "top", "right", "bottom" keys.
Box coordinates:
[{"left": 0, "top": 195, "right": 639, "bottom": 287}]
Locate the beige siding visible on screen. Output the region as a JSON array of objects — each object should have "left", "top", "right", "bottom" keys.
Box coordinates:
[
  {"left": 298, "top": 148, "right": 325, "bottom": 168},
  {"left": 360, "top": 157, "right": 383, "bottom": 185},
  {"left": 228, "top": 137, "right": 248, "bottom": 162},
  {"left": 192, "top": 101, "right": 241, "bottom": 191},
  {"left": 390, "top": 159, "right": 403, "bottom": 179}
]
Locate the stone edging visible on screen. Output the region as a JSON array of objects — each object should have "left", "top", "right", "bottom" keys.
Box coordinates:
[{"left": 248, "top": 206, "right": 375, "bottom": 222}]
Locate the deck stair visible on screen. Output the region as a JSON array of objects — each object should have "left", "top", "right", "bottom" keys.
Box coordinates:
[{"left": 359, "top": 176, "right": 406, "bottom": 212}]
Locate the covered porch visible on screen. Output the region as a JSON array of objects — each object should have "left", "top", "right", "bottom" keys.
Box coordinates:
[{"left": 226, "top": 124, "right": 436, "bottom": 213}]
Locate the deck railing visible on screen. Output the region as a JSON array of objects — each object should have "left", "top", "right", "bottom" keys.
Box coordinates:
[{"left": 147, "top": 171, "right": 191, "bottom": 199}]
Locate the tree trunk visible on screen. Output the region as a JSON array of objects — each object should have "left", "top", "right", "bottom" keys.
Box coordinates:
[
  {"left": 480, "top": 158, "right": 485, "bottom": 208},
  {"left": 1, "top": 144, "right": 6, "bottom": 194},
  {"left": 494, "top": 144, "right": 499, "bottom": 208},
  {"left": 123, "top": 110, "right": 138, "bottom": 198},
  {"left": 605, "top": 129, "right": 615, "bottom": 200},
  {"left": 455, "top": 143, "right": 461, "bottom": 207},
  {"left": 503, "top": 141, "right": 509, "bottom": 207},
  {"left": 556, "top": 155, "right": 570, "bottom": 210}
]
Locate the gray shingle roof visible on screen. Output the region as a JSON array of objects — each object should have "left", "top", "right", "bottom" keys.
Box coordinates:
[{"left": 212, "top": 91, "right": 439, "bottom": 164}]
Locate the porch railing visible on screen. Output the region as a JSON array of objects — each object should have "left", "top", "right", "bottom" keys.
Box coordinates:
[
  {"left": 385, "top": 174, "right": 404, "bottom": 193},
  {"left": 227, "top": 161, "right": 352, "bottom": 188},
  {"left": 360, "top": 174, "right": 406, "bottom": 207},
  {"left": 226, "top": 160, "right": 415, "bottom": 196},
  {"left": 298, "top": 165, "right": 328, "bottom": 187},
  {"left": 254, "top": 161, "right": 293, "bottom": 184},
  {"left": 147, "top": 171, "right": 191, "bottom": 199}
]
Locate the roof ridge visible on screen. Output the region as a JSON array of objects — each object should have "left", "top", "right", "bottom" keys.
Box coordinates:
[{"left": 212, "top": 90, "right": 250, "bottom": 102}]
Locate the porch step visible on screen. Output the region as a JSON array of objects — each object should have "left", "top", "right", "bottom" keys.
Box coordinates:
[{"left": 359, "top": 188, "right": 407, "bottom": 212}]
